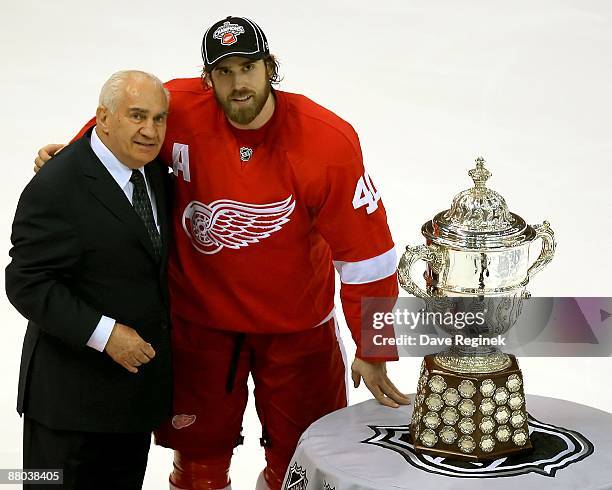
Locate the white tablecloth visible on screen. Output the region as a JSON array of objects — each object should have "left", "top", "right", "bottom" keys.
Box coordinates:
[{"left": 283, "top": 395, "right": 612, "bottom": 490}]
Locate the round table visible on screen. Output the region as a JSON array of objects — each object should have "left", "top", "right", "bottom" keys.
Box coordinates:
[{"left": 282, "top": 395, "right": 612, "bottom": 490}]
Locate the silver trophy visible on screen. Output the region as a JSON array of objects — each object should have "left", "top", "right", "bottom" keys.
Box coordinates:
[{"left": 399, "top": 157, "right": 555, "bottom": 460}]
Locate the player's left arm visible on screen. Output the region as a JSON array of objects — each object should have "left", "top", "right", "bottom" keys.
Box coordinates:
[{"left": 313, "top": 133, "right": 409, "bottom": 408}]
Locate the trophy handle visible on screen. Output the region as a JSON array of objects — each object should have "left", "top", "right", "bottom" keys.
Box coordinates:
[
  {"left": 398, "top": 244, "right": 445, "bottom": 298},
  {"left": 526, "top": 221, "right": 556, "bottom": 280}
]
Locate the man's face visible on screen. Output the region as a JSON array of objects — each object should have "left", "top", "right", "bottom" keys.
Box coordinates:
[
  {"left": 210, "top": 57, "right": 271, "bottom": 125},
  {"left": 99, "top": 77, "right": 168, "bottom": 169}
]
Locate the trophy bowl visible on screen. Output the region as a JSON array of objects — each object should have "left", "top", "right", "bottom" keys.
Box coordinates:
[{"left": 399, "top": 157, "right": 556, "bottom": 460}]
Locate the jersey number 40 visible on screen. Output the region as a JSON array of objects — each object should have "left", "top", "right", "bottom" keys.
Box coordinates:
[{"left": 352, "top": 171, "right": 381, "bottom": 214}]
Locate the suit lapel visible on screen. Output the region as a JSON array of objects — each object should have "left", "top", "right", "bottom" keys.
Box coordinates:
[{"left": 76, "top": 135, "right": 159, "bottom": 262}]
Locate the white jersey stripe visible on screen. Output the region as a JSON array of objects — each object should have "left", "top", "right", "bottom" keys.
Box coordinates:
[
  {"left": 333, "top": 247, "right": 397, "bottom": 285},
  {"left": 332, "top": 316, "right": 350, "bottom": 405},
  {"left": 316, "top": 308, "right": 335, "bottom": 327}
]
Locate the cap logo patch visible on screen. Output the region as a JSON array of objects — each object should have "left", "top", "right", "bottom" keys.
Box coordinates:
[{"left": 213, "top": 21, "right": 245, "bottom": 46}]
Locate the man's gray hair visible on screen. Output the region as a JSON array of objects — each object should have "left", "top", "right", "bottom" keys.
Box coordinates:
[{"left": 98, "top": 70, "right": 169, "bottom": 113}]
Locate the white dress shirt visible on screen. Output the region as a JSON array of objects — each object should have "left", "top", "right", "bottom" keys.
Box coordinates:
[{"left": 86, "top": 127, "right": 159, "bottom": 352}]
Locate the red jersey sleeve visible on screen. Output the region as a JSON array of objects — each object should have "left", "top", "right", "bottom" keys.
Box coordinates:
[
  {"left": 72, "top": 117, "right": 96, "bottom": 142},
  {"left": 311, "top": 130, "right": 399, "bottom": 361}
]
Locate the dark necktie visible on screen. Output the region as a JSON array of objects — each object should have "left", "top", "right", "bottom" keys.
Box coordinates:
[{"left": 130, "top": 169, "right": 162, "bottom": 259}]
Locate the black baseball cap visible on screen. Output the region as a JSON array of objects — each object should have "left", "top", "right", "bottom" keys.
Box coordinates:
[{"left": 202, "top": 16, "right": 270, "bottom": 69}]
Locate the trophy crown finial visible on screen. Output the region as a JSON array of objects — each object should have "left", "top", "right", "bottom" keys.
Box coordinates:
[
  {"left": 442, "top": 157, "right": 515, "bottom": 233},
  {"left": 469, "top": 157, "right": 491, "bottom": 188}
]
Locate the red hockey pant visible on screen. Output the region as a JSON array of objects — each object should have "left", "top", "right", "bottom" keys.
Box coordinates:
[{"left": 155, "top": 317, "right": 347, "bottom": 489}]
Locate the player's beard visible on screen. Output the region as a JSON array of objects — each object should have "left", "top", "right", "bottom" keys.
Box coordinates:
[{"left": 217, "top": 83, "right": 271, "bottom": 126}]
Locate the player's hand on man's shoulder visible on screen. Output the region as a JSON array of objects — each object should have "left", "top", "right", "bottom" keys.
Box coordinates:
[
  {"left": 104, "top": 323, "right": 156, "bottom": 374},
  {"left": 34, "top": 143, "right": 66, "bottom": 173},
  {"left": 351, "top": 358, "right": 410, "bottom": 409}
]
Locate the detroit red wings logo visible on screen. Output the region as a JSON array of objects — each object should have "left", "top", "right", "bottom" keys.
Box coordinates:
[
  {"left": 182, "top": 196, "right": 296, "bottom": 254},
  {"left": 171, "top": 414, "right": 196, "bottom": 430},
  {"left": 222, "top": 32, "right": 237, "bottom": 45}
]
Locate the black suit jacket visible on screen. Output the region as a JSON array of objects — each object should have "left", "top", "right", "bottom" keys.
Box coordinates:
[{"left": 5, "top": 131, "right": 172, "bottom": 433}]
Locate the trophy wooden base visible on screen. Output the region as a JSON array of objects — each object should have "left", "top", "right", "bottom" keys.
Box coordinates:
[{"left": 410, "top": 354, "right": 533, "bottom": 461}]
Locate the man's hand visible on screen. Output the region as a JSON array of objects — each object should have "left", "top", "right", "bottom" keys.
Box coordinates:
[
  {"left": 34, "top": 143, "right": 66, "bottom": 173},
  {"left": 104, "top": 323, "right": 156, "bottom": 374},
  {"left": 351, "top": 358, "right": 410, "bottom": 408}
]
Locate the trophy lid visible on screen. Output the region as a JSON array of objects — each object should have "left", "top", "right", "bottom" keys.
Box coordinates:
[{"left": 422, "top": 157, "right": 535, "bottom": 249}]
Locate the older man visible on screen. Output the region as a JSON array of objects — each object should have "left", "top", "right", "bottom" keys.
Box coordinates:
[{"left": 6, "top": 70, "right": 172, "bottom": 490}]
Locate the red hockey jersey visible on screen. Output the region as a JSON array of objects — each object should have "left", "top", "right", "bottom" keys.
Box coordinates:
[{"left": 161, "top": 78, "right": 397, "bottom": 357}]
